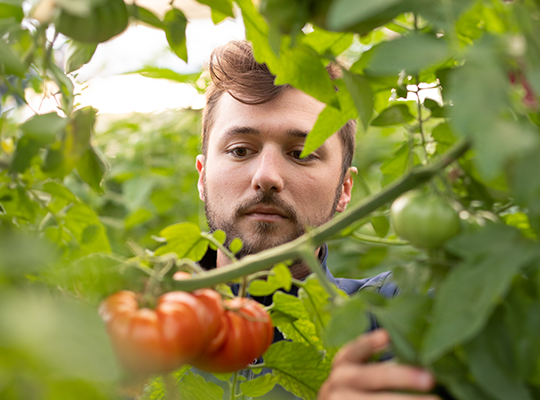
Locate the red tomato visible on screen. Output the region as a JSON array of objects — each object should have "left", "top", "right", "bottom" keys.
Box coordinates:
[
  {"left": 191, "top": 297, "right": 274, "bottom": 373},
  {"left": 99, "top": 289, "right": 225, "bottom": 375}
]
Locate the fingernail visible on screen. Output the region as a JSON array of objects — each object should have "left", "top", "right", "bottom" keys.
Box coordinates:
[{"left": 417, "top": 371, "right": 434, "bottom": 389}]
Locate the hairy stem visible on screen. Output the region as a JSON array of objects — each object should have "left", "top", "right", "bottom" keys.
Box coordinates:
[{"left": 351, "top": 232, "right": 409, "bottom": 246}]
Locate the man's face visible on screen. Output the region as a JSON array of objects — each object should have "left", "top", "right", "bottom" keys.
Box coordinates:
[{"left": 197, "top": 88, "right": 354, "bottom": 260}]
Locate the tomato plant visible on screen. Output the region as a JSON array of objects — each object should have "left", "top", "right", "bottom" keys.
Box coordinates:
[
  {"left": 3, "top": 0, "right": 540, "bottom": 399},
  {"left": 391, "top": 191, "right": 461, "bottom": 249},
  {"left": 191, "top": 297, "right": 274, "bottom": 373},
  {"left": 99, "top": 289, "right": 225, "bottom": 375}
]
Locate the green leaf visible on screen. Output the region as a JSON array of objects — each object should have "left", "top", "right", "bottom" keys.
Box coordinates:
[
  {"left": 63, "top": 107, "right": 97, "bottom": 170},
  {"left": 64, "top": 202, "right": 111, "bottom": 254},
  {"left": 230, "top": 237, "right": 242, "bottom": 254},
  {"left": 240, "top": 373, "right": 279, "bottom": 397},
  {"left": 76, "top": 146, "right": 109, "bottom": 193},
  {"left": 423, "top": 98, "right": 444, "bottom": 118},
  {"left": 20, "top": 112, "right": 67, "bottom": 144},
  {"left": 465, "top": 311, "right": 533, "bottom": 400},
  {"left": 212, "top": 229, "right": 226, "bottom": 245},
  {"left": 164, "top": 8, "right": 188, "bottom": 63},
  {"left": 447, "top": 37, "right": 539, "bottom": 180},
  {"left": 273, "top": 45, "right": 339, "bottom": 108},
  {"left": 373, "top": 293, "right": 432, "bottom": 364},
  {"left": 371, "top": 104, "right": 414, "bottom": 126},
  {"left": 263, "top": 341, "right": 330, "bottom": 400},
  {"left": 342, "top": 70, "right": 373, "bottom": 130},
  {"left": 124, "top": 208, "right": 153, "bottom": 230},
  {"left": 380, "top": 143, "right": 420, "bottom": 186},
  {"left": 421, "top": 224, "right": 538, "bottom": 363},
  {"left": 49, "top": 61, "right": 74, "bottom": 113},
  {"left": 470, "top": 119, "right": 538, "bottom": 182},
  {"left": 371, "top": 215, "right": 389, "bottom": 238},
  {"left": 302, "top": 79, "right": 357, "bottom": 157},
  {"left": 194, "top": 0, "right": 234, "bottom": 18},
  {"left": 128, "top": 4, "right": 166, "bottom": 30},
  {"left": 324, "top": 295, "right": 368, "bottom": 347},
  {"left": 272, "top": 291, "right": 310, "bottom": 321},
  {"left": 0, "top": 40, "right": 27, "bottom": 77},
  {"left": 433, "top": 352, "right": 493, "bottom": 400},
  {"left": 368, "top": 33, "right": 449, "bottom": 76},
  {"left": 178, "top": 371, "right": 223, "bottom": 400},
  {"left": 64, "top": 40, "right": 97, "bottom": 74},
  {"left": 155, "top": 222, "right": 208, "bottom": 261},
  {"left": 431, "top": 122, "right": 457, "bottom": 155},
  {"left": 131, "top": 66, "right": 200, "bottom": 83},
  {"left": 122, "top": 176, "right": 154, "bottom": 212},
  {"left": 10, "top": 135, "right": 42, "bottom": 173},
  {"left": 249, "top": 263, "right": 292, "bottom": 296},
  {"left": 41, "top": 181, "right": 77, "bottom": 203},
  {"left": 298, "top": 276, "right": 340, "bottom": 335},
  {"left": 47, "top": 254, "right": 146, "bottom": 305},
  {"left": 300, "top": 27, "right": 354, "bottom": 55},
  {"left": 327, "top": 0, "right": 402, "bottom": 31},
  {"left": 0, "top": 3, "right": 24, "bottom": 22},
  {"left": 270, "top": 292, "right": 322, "bottom": 348},
  {"left": 504, "top": 278, "right": 540, "bottom": 380},
  {"left": 210, "top": 8, "right": 228, "bottom": 24},
  {"left": 502, "top": 212, "right": 537, "bottom": 239},
  {"left": 0, "top": 291, "right": 119, "bottom": 382},
  {"left": 509, "top": 149, "right": 540, "bottom": 234},
  {"left": 55, "top": 0, "right": 108, "bottom": 18},
  {"left": 273, "top": 262, "right": 292, "bottom": 291}
]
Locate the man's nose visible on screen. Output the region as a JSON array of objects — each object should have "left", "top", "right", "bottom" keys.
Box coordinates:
[{"left": 251, "top": 147, "right": 285, "bottom": 192}]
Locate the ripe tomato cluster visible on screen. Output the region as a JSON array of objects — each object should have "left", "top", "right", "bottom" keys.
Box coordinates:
[{"left": 99, "top": 289, "right": 274, "bottom": 375}]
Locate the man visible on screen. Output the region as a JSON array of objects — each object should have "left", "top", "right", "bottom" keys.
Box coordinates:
[{"left": 196, "top": 40, "right": 438, "bottom": 400}]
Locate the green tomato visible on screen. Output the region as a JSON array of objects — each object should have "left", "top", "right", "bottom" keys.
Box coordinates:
[{"left": 391, "top": 191, "right": 461, "bottom": 249}]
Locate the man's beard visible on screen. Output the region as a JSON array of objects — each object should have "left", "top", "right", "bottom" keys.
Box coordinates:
[{"left": 203, "top": 180, "right": 343, "bottom": 260}]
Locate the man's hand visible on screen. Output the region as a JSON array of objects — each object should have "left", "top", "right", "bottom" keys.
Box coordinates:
[{"left": 318, "top": 329, "right": 440, "bottom": 400}]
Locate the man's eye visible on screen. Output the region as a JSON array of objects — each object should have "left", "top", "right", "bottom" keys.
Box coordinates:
[
  {"left": 229, "top": 147, "right": 250, "bottom": 157},
  {"left": 291, "top": 150, "right": 316, "bottom": 162}
]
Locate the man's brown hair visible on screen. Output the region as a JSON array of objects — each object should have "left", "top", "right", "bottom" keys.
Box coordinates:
[{"left": 201, "top": 40, "right": 356, "bottom": 179}]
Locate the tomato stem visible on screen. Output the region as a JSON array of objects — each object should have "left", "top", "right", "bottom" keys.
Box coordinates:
[
  {"left": 229, "top": 371, "right": 239, "bottom": 400},
  {"left": 300, "top": 245, "right": 339, "bottom": 300},
  {"left": 201, "top": 232, "right": 238, "bottom": 263},
  {"left": 351, "top": 232, "right": 409, "bottom": 246}
]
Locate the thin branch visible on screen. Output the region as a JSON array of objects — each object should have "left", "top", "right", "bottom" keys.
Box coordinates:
[{"left": 351, "top": 232, "right": 409, "bottom": 246}]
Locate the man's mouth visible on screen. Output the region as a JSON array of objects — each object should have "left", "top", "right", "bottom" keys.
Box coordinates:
[{"left": 243, "top": 205, "right": 288, "bottom": 222}]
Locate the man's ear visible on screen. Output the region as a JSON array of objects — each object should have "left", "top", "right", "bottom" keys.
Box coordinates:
[
  {"left": 335, "top": 167, "right": 357, "bottom": 213},
  {"left": 196, "top": 155, "right": 206, "bottom": 202}
]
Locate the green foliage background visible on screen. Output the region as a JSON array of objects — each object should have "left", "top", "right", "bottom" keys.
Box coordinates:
[{"left": 2, "top": 0, "right": 540, "bottom": 399}]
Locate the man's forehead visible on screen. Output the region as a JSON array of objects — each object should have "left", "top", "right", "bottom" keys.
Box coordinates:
[{"left": 208, "top": 90, "right": 325, "bottom": 140}]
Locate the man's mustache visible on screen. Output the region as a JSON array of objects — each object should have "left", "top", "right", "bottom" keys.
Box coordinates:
[{"left": 235, "top": 192, "right": 298, "bottom": 224}]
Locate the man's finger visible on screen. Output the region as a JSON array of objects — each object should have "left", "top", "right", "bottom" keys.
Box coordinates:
[
  {"left": 333, "top": 329, "right": 390, "bottom": 366},
  {"left": 320, "top": 387, "right": 440, "bottom": 400},
  {"left": 329, "top": 362, "right": 436, "bottom": 393}
]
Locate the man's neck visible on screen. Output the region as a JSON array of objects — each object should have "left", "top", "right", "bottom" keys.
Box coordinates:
[{"left": 216, "top": 248, "right": 320, "bottom": 280}]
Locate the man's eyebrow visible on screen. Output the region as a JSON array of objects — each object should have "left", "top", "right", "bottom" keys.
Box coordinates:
[
  {"left": 222, "top": 127, "right": 311, "bottom": 139},
  {"left": 222, "top": 126, "right": 260, "bottom": 138}
]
